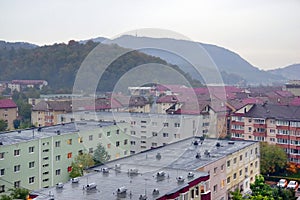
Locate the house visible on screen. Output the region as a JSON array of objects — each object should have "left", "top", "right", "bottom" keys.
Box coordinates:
[
  {"left": 0, "top": 99, "right": 18, "bottom": 130},
  {"left": 31, "top": 100, "right": 72, "bottom": 127},
  {"left": 8, "top": 80, "right": 48, "bottom": 92}
]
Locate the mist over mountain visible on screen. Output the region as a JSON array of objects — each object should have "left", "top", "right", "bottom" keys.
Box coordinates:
[
  {"left": 107, "top": 35, "right": 285, "bottom": 85},
  {"left": 268, "top": 64, "right": 300, "bottom": 81}
]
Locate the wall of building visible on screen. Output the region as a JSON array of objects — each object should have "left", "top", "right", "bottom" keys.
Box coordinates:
[{"left": 0, "top": 107, "right": 18, "bottom": 130}]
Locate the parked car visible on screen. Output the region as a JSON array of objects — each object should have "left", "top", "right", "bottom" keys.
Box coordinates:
[
  {"left": 277, "top": 179, "right": 288, "bottom": 188},
  {"left": 287, "top": 181, "right": 299, "bottom": 190}
]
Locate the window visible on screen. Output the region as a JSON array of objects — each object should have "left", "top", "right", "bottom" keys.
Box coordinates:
[
  {"left": 56, "top": 155, "right": 61, "bottom": 161},
  {"left": 29, "top": 146, "right": 34, "bottom": 153},
  {"left": 29, "top": 161, "right": 35, "bottom": 168},
  {"left": 14, "top": 149, "right": 20, "bottom": 156},
  {"left": 240, "top": 155, "right": 243, "bottom": 161},
  {"left": 116, "top": 141, "right": 120, "bottom": 147},
  {"left": 233, "top": 157, "right": 237, "bottom": 164},
  {"left": 43, "top": 157, "right": 49, "bottom": 160},
  {"left": 240, "top": 169, "right": 243, "bottom": 176},
  {"left": 130, "top": 131, "right": 136, "bottom": 135},
  {"left": 174, "top": 123, "right": 180, "bottom": 127},
  {"left": 163, "top": 123, "right": 169, "bottom": 127},
  {"left": 245, "top": 167, "right": 248, "bottom": 173},
  {"left": 255, "top": 161, "right": 258, "bottom": 168},
  {"left": 221, "top": 164, "right": 225, "bottom": 171},
  {"left": 98, "top": 133, "right": 102, "bottom": 138},
  {"left": 67, "top": 139, "right": 72, "bottom": 145},
  {"left": 214, "top": 167, "right": 217, "bottom": 174},
  {"left": 89, "top": 135, "right": 93, "bottom": 141},
  {"left": 107, "top": 143, "right": 111, "bottom": 148},
  {"left": 152, "top": 122, "right": 157, "bottom": 126},
  {"left": 0, "top": 152, "right": 4, "bottom": 159},
  {"left": 233, "top": 173, "right": 237, "bottom": 179},
  {"left": 163, "top": 133, "right": 169, "bottom": 137},
  {"left": 42, "top": 149, "right": 49, "bottom": 153},
  {"left": 0, "top": 169, "right": 4, "bottom": 176},
  {"left": 14, "top": 181, "right": 20, "bottom": 188},
  {"left": 152, "top": 142, "right": 157, "bottom": 147},
  {"left": 14, "top": 165, "right": 20, "bottom": 172},
  {"left": 152, "top": 132, "right": 158, "bottom": 136},
  {"left": 78, "top": 137, "right": 83, "bottom": 143},
  {"left": 55, "top": 141, "right": 61, "bottom": 147},
  {"left": 116, "top": 129, "right": 120, "bottom": 134},
  {"left": 55, "top": 169, "right": 61, "bottom": 175},
  {"left": 107, "top": 131, "right": 111, "bottom": 137},
  {"left": 0, "top": 185, "right": 5, "bottom": 193},
  {"left": 67, "top": 152, "right": 72, "bottom": 159},
  {"left": 89, "top": 148, "right": 93, "bottom": 154},
  {"left": 130, "top": 141, "right": 136, "bottom": 145},
  {"left": 221, "top": 180, "right": 225, "bottom": 188},
  {"left": 124, "top": 139, "right": 128, "bottom": 145},
  {"left": 248, "top": 127, "right": 252, "bottom": 132},
  {"left": 227, "top": 177, "right": 231, "bottom": 184},
  {"left": 29, "top": 177, "right": 35, "bottom": 184},
  {"left": 42, "top": 171, "right": 49, "bottom": 175},
  {"left": 213, "top": 184, "right": 218, "bottom": 193},
  {"left": 67, "top": 166, "right": 72, "bottom": 172},
  {"left": 42, "top": 164, "right": 49, "bottom": 167},
  {"left": 227, "top": 160, "right": 230, "bottom": 167}
]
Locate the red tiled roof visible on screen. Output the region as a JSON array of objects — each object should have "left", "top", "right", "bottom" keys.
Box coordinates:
[
  {"left": 12, "top": 80, "right": 47, "bottom": 85},
  {"left": 0, "top": 99, "right": 17, "bottom": 109}
]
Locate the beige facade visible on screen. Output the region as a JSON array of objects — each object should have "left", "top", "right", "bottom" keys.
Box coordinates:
[{"left": 0, "top": 107, "right": 18, "bottom": 130}]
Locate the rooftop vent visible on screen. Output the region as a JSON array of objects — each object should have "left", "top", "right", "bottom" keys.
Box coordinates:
[
  {"left": 156, "top": 171, "right": 165, "bottom": 177},
  {"left": 0, "top": 142, "right": 3, "bottom": 145},
  {"left": 152, "top": 188, "right": 159, "bottom": 195},
  {"left": 56, "top": 183, "right": 64, "bottom": 189},
  {"left": 128, "top": 168, "right": 139, "bottom": 175},
  {"left": 193, "top": 140, "right": 199, "bottom": 145},
  {"left": 56, "top": 130, "right": 60, "bottom": 135},
  {"left": 139, "top": 194, "right": 147, "bottom": 200},
  {"left": 71, "top": 177, "right": 79, "bottom": 183},
  {"left": 115, "top": 164, "right": 121, "bottom": 170},
  {"left": 102, "top": 168, "right": 109, "bottom": 173},
  {"left": 199, "top": 136, "right": 205, "bottom": 141},
  {"left": 204, "top": 150, "right": 210, "bottom": 157},
  {"left": 216, "top": 142, "right": 221, "bottom": 147},
  {"left": 37, "top": 127, "right": 42, "bottom": 132},
  {"left": 195, "top": 152, "right": 201, "bottom": 159},
  {"left": 156, "top": 153, "right": 161, "bottom": 160},
  {"left": 228, "top": 141, "right": 235, "bottom": 145},
  {"left": 176, "top": 176, "right": 185, "bottom": 182},
  {"left": 18, "top": 130, "right": 21, "bottom": 133},
  {"left": 187, "top": 172, "right": 194, "bottom": 178},
  {"left": 117, "top": 186, "right": 127, "bottom": 194},
  {"left": 85, "top": 183, "right": 97, "bottom": 190}
]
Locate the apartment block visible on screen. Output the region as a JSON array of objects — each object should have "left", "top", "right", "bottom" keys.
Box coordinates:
[
  {"left": 231, "top": 103, "right": 300, "bottom": 164},
  {"left": 0, "top": 121, "right": 130, "bottom": 194},
  {"left": 30, "top": 137, "right": 259, "bottom": 200},
  {"left": 59, "top": 111, "right": 216, "bottom": 154}
]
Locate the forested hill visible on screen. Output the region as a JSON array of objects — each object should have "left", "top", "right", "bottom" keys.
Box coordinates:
[{"left": 0, "top": 40, "right": 200, "bottom": 92}]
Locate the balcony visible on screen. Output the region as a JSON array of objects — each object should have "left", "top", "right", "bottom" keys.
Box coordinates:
[{"left": 253, "top": 124, "right": 267, "bottom": 128}]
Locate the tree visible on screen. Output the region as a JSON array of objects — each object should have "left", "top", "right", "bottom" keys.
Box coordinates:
[
  {"left": 0, "top": 195, "right": 12, "bottom": 200},
  {"left": 69, "top": 153, "right": 95, "bottom": 178},
  {"left": 250, "top": 175, "right": 273, "bottom": 197},
  {"left": 0, "top": 119, "right": 8, "bottom": 131},
  {"left": 13, "top": 119, "right": 21, "bottom": 129},
  {"left": 260, "top": 142, "right": 287, "bottom": 175},
  {"left": 8, "top": 187, "right": 29, "bottom": 200},
  {"left": 93, "top": 143, "right": 111, "bottom": 165},
  {"left": 230, "top": 188, "right": 243, "bottom": 200}
]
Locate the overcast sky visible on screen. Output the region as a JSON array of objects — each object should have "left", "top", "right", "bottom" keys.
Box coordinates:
[{"left": 0, "top": 0, "right": 299, "bottom": 70}]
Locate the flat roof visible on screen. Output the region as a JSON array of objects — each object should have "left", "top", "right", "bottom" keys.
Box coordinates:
[
  {"left": 0, "top": 121, "right": 121, "bottom": 146},
  {"left": 32, "top": 137, "right": 257, "bottom": 200}
]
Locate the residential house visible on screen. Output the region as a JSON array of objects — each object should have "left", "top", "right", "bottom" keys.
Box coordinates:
[{"left": 0, "top": 99, "right": 18, "bottom": 130}]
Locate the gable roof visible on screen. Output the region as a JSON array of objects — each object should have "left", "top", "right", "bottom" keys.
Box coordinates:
[
  {"left": 244, "top": 103, "right": 300, "bottom": 121},
  {"left": 32, "top": 100, "right": 72, "bottom": 112},
  {"left": 0, "top": 99, "right": 17, "bottom": 109}
]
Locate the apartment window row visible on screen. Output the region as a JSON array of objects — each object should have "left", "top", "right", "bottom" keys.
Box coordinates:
[
  {"left": 232, "top": 116, "right": 244, "bottom": 122},
  {"left": 231, "top": 124, "right": 244, "bottom": 130}
]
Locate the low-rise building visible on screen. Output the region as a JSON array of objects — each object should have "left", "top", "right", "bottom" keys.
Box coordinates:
[
  {"left": 0, "top": 99, "right": 18, "bottom": 130},
  {"left": 8, "top": 80, "right": 48, "bottom": 92}
]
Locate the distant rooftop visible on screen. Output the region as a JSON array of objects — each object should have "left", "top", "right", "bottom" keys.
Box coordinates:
[{"left": 31, "top": 137, "right": 257, "bottom": 200}]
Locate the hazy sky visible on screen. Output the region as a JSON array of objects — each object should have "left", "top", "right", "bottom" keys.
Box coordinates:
[{"left": 0, "top": 0, "right": 299, "bottom": 70}]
